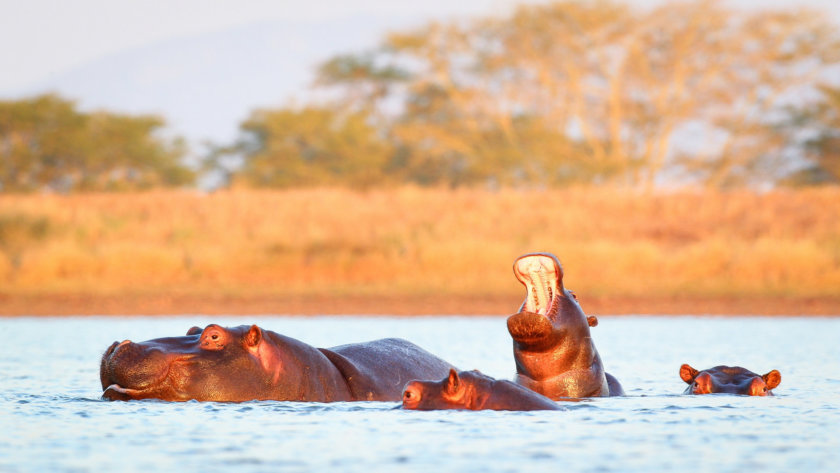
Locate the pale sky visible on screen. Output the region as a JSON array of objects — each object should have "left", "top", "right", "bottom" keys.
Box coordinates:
[
  {"left": 4, "top": 0, "right": 838, "bottom": 92},
  {"left": 2, "top": 0, "right": 838, "bottom": 147},
  {"left": 2, "top": 0, "right": 537, "bottom": 91}
]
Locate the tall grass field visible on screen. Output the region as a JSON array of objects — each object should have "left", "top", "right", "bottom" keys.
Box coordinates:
[{"left": 1, "top": 187, "right": 838, "bottom": 315}]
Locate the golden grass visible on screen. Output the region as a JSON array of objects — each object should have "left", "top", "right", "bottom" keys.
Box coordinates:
[{"left": 1, "top": 187, "right": 839, "bottom": 312}]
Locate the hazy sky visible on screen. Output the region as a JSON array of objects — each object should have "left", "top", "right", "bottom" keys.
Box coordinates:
[
  {"left": 4, "top": 0, "right": 531, "bottom": 91},
  {"left": 2, "top": 0, "right": 839, "bottom": 150},
  {"left": 3, "top": 0, "right": 839, "bottom": 93}
]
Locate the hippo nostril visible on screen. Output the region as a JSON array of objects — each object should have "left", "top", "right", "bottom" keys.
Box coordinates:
[
  {"left": 104, "top": 341, "right": 120, "bottom": 357},
  {"left": 106, "top": 340, "right": 133, "bottom": 359}
]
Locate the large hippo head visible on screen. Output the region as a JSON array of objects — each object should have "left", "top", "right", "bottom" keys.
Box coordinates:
[
  {"left": 100, "top": 324, "right": 351, "bottom": 402},
  {"left": 506, "top": 253, "right": 613, "bottom": 398},
  {"left": 679, "top": 364, "right": 781, "bottom": 396}
]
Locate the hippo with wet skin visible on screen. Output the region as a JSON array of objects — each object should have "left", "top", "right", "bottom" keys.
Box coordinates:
[
  {"left": 100, "top": 324, "right": 454, "bottom": 402},
  {"left": 507, "top": 252, "right": 624, "bottom": 398},
  {"left": 402, "top": 369, "right": 563, "bottom": 411},
  {"left": 679, "top": 364, "right": 781, "bottom": 396}
]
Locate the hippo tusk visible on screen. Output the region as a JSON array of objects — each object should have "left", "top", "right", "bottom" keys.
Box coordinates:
[{"left": 102, "top": 383, "right": 149, "bottom": 400}]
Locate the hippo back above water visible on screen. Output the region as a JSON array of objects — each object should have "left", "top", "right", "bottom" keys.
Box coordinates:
[
  {"left": 100, "top": 324, "right": 454, "bottom": 402},
  {"left": 679, "top": 364, "right": 781, "bottom": 396}
]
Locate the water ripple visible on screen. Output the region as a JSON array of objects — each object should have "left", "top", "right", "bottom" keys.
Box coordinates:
[{"left": 1, "top": 316, "right": 839, "bottom": 473}]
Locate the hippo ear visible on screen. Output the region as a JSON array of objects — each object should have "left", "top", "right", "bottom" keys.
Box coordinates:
[
  {"left": 587, "top": 316, "right": 598, "bottom": 327},
  {"left": 762, "top": 370, "right": 781, "bottom": 390},
  {"left": 186, "top": 326, "right": 202, "bottom": 336},
  {"left": 244, "top": 325, "right": 262, "bottom": 347},
  {"left": 680, "top": 364, "right": 699, "bottom": 383},
  {"left": 445, "top": 368, "right": 460, "bottom": 394}
]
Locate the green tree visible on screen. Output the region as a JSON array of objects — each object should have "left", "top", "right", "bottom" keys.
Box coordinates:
[
  {"left": 227, "top": 107, "right": 393, "bottom": 189},
  {"left": 781, "top": 86, "right": 840, "bottom": 186},
  {"left": 0, "top": 94, "right": 193, "bottom": 192}
]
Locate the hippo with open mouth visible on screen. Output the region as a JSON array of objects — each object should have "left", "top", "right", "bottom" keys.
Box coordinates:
[
  {"left": 507, "top": 252, "right": 624, "bottom": 398},
  {"left": 679, "top": 364, "right": 781, "bottom": 396},
  {"left": 100, "top": 323, "right": 454, "bottom": 402}
]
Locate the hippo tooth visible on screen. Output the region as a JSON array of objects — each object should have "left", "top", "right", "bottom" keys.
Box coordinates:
[{"left": 530, "top": 265, "right": 550, "bottom": 315}]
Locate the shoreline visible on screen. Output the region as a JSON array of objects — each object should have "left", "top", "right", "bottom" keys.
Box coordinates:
[{"left": 1, "top": 293, "right": 838, "bottom": 317}]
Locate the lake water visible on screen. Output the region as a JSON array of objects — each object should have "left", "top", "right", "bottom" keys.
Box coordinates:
[{"left": 1, "top": 315, "right": 838, "bottom": 473}]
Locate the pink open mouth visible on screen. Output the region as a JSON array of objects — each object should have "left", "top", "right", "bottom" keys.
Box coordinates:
[{"left": 514, "top": 254, "right": 561, "bottom": 317}]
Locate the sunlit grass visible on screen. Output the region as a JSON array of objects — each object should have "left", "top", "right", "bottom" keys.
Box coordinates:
[{"left": 1, "top": 187, "right": 839, "bottom": 301}]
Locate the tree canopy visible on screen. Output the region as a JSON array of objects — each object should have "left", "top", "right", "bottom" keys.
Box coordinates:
[
  {"left": 0, "top": 94, "right": 193, "bottom": 192},
  {"left": 298, "top": 0, "right": 840, "bottom": 189},
  {"left": 223, "top": 107, "right": 394, "bottom": 189},
  {"left": 781, "top": 85, "right": 840, "bottom": 186}
]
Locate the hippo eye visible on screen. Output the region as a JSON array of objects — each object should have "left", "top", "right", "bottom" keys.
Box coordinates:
[
  {"left": 200, "top": 327, "right": 226, "bottom": 350},
  {"left": 404, "top": 391, "right": 412, "bottom": 399}
]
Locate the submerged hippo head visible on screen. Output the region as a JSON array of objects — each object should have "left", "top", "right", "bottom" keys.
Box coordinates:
[
  {"left": 679, "top": 364, "right": 781, "bottom": 396},
  {"left": 402, "top": 369, "right": 561, "bottom": 411},
  {"left": 99, "top": 324, "right": 348, "bottom": 402},
  {"left": 402, "top": 369, "right": 484, "bottom": 410},
  {"left": 506, "top": 253, "right": 618, "bottom": 398}
]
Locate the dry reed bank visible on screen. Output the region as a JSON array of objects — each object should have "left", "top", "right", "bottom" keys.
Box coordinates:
[{"left": 1, "top": 187, "right": 839, "bottom": 315}]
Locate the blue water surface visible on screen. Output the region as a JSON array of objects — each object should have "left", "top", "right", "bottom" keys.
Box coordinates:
[{"left": 1, "top": 315, "right": 838, "bottom": 473}]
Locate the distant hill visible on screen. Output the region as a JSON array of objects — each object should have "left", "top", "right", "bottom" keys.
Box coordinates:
[{"left": 17, "top": 15, "right": 410, "bottom": 150}]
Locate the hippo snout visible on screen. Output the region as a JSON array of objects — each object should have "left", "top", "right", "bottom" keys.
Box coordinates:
[
  {"left": 99, "top": 341, "right": 171, "bottom": 393},
  {"left": 102, "top": 340, "right": 131, "bottom": 360}
]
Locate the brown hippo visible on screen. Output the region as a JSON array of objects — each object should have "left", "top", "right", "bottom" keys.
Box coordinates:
[
  {"left": 507, "top": 252, "right": 624, "bottom": 399},
  {"left": 402, "top": 369, "right": 563, "bottom": 411},
  {"left": 100, "top": 323, "right": 454, "bottom": 402},
  {"left": 680, "top": 364, "right": 781, "bottom": 396}
]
